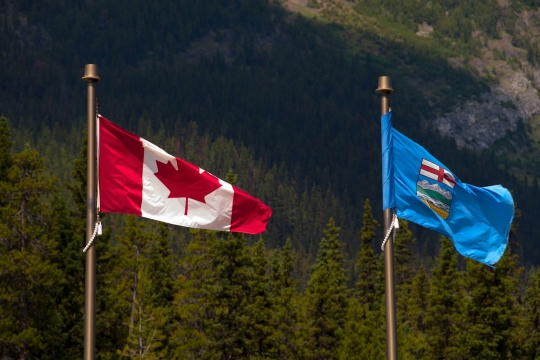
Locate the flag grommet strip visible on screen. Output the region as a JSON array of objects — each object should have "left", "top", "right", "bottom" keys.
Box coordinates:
[
  {"left": 381, "top": 213, "right": 397, "bottom": 251},
  {"left": 96, "top": 114, "right": 100, "bottom": 213},
  {"left": 82, "top": 113, "right": 102, "bottom": 254}
]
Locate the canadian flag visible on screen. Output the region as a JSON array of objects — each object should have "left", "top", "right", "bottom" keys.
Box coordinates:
[{"left": 98, "top": 115, "right": 272, "bottom": 234}]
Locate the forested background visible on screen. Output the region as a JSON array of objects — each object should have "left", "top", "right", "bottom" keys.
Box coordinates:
[{"left": 1, "top": 0, "right": 540, "bottom": 358}]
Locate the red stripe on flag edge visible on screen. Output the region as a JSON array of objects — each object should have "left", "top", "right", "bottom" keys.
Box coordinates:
[
  {"left": 230, "top": 185, "right": 272, "bottom": 235},
  {"left": 99, "top": 115, "right": 144, "bottom": 216}
]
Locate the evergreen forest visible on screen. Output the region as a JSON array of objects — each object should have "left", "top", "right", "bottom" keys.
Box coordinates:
[{"left": 1, "top": 0, "right": 540, "bottom": 358}]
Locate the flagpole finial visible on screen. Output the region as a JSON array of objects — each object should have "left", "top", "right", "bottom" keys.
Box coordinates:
[
  {"left": 376, "top": 76, "right": 393, "bottom": 94},
  {"left": 82, "top": 64, "right": 100, "bottom": 82}
]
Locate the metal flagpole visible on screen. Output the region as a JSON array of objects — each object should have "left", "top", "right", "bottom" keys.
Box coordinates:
[
  {"left": 376, "top": 76, "right": 398, "bottom": 360},
  {"left": 82, "top": 64, "right": 100, "bottom": 360}
]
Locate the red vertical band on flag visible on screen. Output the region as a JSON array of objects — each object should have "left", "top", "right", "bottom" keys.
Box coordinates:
[
  {"left": 231, "top": 186, "right": 272, "bottom": 234},
  {"left": 99, "top": 115, "right": 144, "bottom": 216},
  {"left": 438, "top": 166, "right": 445, "bottom": 182}
]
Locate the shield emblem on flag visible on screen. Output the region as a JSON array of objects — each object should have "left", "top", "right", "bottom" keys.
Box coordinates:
[{"left": 416, "top": 159, "right": 455, "bottom": 220}]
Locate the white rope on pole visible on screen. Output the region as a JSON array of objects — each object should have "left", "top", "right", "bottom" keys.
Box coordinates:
[
  {"left": 381, "top": 213, "right": 398, "bottom": 251},
  {"left": 83, "top": 215, "right": 102, "bottom": 253}
]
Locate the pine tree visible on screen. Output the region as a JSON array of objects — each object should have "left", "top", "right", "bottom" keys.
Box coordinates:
[
  {"left": 456, "top": 206, "right": 524, "bottom": 360},
  {"left": 425, "top": 236, "right": 463, "bottom": 359},
  {"left": 146, "top": 222, "right": 175, "bottom": 356},
  {"left": 107, "top": 215, "right": 166, "bottom": 358},
  {"left": 0, "top": 145, "right": 64, "bottom": 359},
  {"left": 401, "top": 265, "right": 430, "bottom": 359},
  {"left": 394, "top": 219, "right": 416, "bottom": 295},
  {"left": 392, "top": 219, "right": 417, "bottom": 358},
  {"left": 356, "top": 199, "right": 379, "bottom": 308},
  {"left": 460, "top": 248, "right": 523, "bottom": 359},
  {"left": 50, "top": 191, "right": 82, "bottom": 359},
  {"left": 148, "top": 223, "right": 175, "bottom": 308},
  {"left": 247, "top": 239, "right": 273, "bottom": 359},
  {"left": 174, "top": 230, "right": 274, "bottom": 359},
  {"left": 305, "top": 217, "right": 349, "bottom": 360},
  {"left": 341, "top": 200, "right": 385, "bottom": 359},
  {"left": 268, "top": 239, "right": 307, "bottom": 359},
  {"left": 339, "top": 251, "right": 386, "bottom": 359},
  {"left": 525, "top": 267, "right": 540, "bottom": 358},
  {"left": 0, "top": 116, "right": 13, "bottom": 183},
  {"left": 202, "top": 232, "right": 263, "bottom": 359},
  {"left": 339, "top": 300, "right": 385, "bottom": 360},
  {"left": 374, "top": 253, "right": 386, "bottom": 317},
  {"left": 172, "top": 229, "right": 213, "bottom": 360},
  {"left": 119, "top": 265, "right": 168, "bottom": 359}
]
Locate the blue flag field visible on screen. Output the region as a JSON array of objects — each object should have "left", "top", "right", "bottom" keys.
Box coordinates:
[{"left": 382, "top": 112, "right": 514, "bottom": 266}]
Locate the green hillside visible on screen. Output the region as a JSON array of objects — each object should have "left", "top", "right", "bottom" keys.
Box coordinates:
[{"left": 1, "top": 0, "right": 538, "bottom": 262}]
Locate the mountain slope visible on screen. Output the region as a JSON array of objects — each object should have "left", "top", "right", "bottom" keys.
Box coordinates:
[{"left": 1, "top": 0, "right": 538, "bottom": 263}]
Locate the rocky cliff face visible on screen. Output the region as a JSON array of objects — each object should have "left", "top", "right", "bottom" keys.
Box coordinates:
[
  {"left": 431, "top": 13, "right": 540, "bottom": 151},
  {"left": 432, "top": 88, "right": 527, "bottom": 150},
  {"left": 282, "top": 0, "right": 540, "bottom": 153}
]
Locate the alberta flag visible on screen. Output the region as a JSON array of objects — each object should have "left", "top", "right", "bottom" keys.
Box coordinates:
[
  {"left": 98, "top": 115, "right": 272, "bottom": 234},
  {"left": 382, "top": 112, "right": 514, "bottom": 266}
]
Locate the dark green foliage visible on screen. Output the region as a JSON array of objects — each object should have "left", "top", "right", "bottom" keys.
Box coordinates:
[
  {"left": 106, "top": 216, "right": 151, "bottom": 357},
  {"left": 355, "top": 0, "right": 502, "bottom": 47},
  {"left": 146, "top": 222, "right": 176, "bottom": 356},
  {"left": 402, "top": 266, "right": 431, "bottom": 358},
  {"left": 174, "top": 231, "right": 275, "bottom": 359},
  {"left": 425, "top": 237, "right": 464, "bottom": 359},
  {"left": 394, "top": 219, "right": 416, "bottom": 288},
  {"left": 172, "top": 230, "right": 214, "bottom": 359},
  {"left": 340, "top": 300, "right": 384, "bottom": 360},
  {"left": 148, "top": 223, "right": 175, "bottom": 308},
  {"left": 356, "top": 199, "right": 378, "bottom": 307},
  {"left": 105, "top": 216, "right": 172, "bottom": 358},
  {"left": 0, "top": 116, "right": 13, "bottom": 183},
  {"left": 203, "top": 233, "right": 272, "bottom": 359},
  {"left": 268, "top": 239, "right": 307, "bottom": 359},
  {"left": 305, "top": 217, "right": 349, "bottom": 360},
  {"left": 460, "top": 248, "right": 523, "bottom": 359},
  {"left": 0, "top": 142, "right": 63, "bottom": 359},
  {"left": 0, "top": 117, "right": 534, "bottom": 358},
  {"left": 525, "top": 267, "right": 540, "bottom": 358},
  {"left": 248, "top": 239, "right": 274, "bottom": 358},
  {"left": 50, "top": 192, "right": 83, "bottom": 359}
]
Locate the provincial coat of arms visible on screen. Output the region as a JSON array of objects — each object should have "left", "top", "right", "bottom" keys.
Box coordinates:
[{"left": 416, "top": 159, "right": 456, "bottom": 220}]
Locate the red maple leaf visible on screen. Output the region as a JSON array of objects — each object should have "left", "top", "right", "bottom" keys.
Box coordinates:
[{"left": 154, "top": 159, "right": 222, "bottom": 215}]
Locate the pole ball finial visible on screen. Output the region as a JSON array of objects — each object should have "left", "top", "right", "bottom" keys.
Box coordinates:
[
  {"left": 376, "top": 76, "right": 393, "bottom": 94},
  {"left": 82, "top": 64, "right": 100, "bottom": 82}
]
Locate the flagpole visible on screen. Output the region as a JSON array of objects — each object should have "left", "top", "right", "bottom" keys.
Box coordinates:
[
  {"left": 82, "top": 64, "right": 100, "bottom": 360},
  {"left": 376, "top": 76, "right": 398, "bottom": 360}
]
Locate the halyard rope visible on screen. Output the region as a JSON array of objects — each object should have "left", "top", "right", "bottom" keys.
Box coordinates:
[
  {"left": 83, "top": 215, "right": 101, "bottom": 253},
  {"left": 381, "top": 213, "right": 397, "bottom": 251}
]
